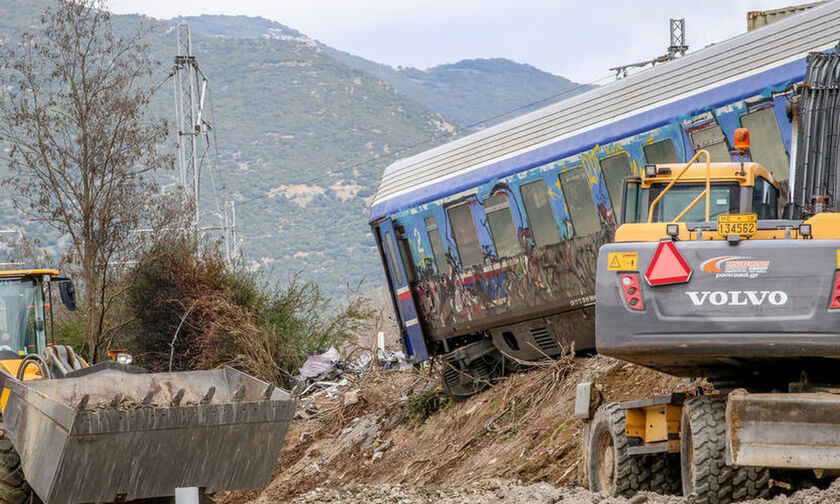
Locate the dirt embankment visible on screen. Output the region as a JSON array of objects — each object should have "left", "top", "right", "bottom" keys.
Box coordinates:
[
  {"left": 220, "top": 354, "right": 839, "bottom": 503},
  {"left": 219, "top": 354, "right": 688, "bottom": 502}
]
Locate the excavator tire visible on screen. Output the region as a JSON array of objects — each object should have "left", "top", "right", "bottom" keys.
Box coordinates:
[
  {"left": 0, "top": 424, "right": 31, "bottom": 504},
  {"left": 681, "top": 396, "right": 734, "bottom": 503},
  {"left": 680, "top": 396, "right": 769, "bottom": 503},
  {"left": 586, "top": 402, "right": 651, "bottom": 497},
  {"left": 732, "top": 466, "right": 771, "bottom": 501},
  {"left": 649, "top": 453, "right": 681, "bottom": 495}
]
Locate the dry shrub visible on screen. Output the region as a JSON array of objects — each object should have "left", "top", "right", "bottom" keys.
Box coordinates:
[{"left": 127, "top": 238, "right": 373, "bottom": 385}]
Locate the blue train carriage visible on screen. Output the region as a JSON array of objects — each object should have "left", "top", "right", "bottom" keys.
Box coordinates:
[{"left": 368, "top": 3, "right": 840, "bottom": 397}]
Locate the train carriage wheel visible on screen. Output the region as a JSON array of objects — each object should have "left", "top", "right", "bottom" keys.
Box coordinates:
[{"left": 440, "top": 342, "right": 506, "bottom": 399}]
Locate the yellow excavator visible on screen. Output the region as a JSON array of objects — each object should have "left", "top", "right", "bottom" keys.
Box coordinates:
[{"left": 0, "top": 269, "right": 296, "bottom": 504}]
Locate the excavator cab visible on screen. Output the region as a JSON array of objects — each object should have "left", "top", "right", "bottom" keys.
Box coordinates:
[
  {"left": 613, "top": 144, "right": 797, "bottom": 243},
  {"left": 620, "top": 161, "right": 780, "bottom": 226}
]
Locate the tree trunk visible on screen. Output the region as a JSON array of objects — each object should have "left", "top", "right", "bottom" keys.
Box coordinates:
[{"left": 83, "top": 258, "right": 99, "bottom": 363}]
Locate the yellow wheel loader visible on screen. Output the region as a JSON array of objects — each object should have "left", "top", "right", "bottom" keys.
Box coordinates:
[{"left": 0, "top": 270, "right": 295, "bottom": 504}]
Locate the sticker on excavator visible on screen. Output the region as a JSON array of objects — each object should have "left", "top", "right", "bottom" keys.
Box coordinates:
[
  {"left": 607, "top": 252, "right": 638, "bottom": 271},
  {"left": 717, "top": 213, "right": 757, "bottom": 236}
]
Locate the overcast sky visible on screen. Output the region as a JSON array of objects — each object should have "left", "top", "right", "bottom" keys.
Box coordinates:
[{"left": 109, "top": 0, "right": 817, "bottom": 83}]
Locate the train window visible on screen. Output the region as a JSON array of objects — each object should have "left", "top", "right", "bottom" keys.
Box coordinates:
[
  {"left": 446, "top": 203, "right": 483, "bottom": 267},
  {"left": 520, "top": 180, "right": 562, "bottom": 247},
  {"left": 689, "top": 124, "right": 731, "bottom": 162},
  {"left": 600, "top": 153, "right": 633, "bottom": 210},
  {"left": 752, "top": 176, "right": 779, "bottom": 219},
  {"left": 559, "top": 168, "right": 601, "bottom": 236},
  {"left": 384, "top": 231, "right": 403, "bottom": 285},
  {"left": 395, "top": 229, "right": 417, "bottom": 284},
  {"left": 484, "top": 193, "right": 521, "bottom": 258},
  {"left": 424, "top": 216, "right": 449, "bottom": 275},
  {"left": 741, "top": 107, "right": 789, "bottom": 180},
  {"left": 643, "top": 139, "right": 679, "bottom": 164}
]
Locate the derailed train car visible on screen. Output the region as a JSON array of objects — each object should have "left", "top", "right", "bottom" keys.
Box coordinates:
[{"left": 368, "top": 3, "right": 840, "bottom": 396}]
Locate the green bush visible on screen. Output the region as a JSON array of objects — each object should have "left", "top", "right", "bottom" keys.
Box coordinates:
[
  {"left": 53, "top": 314, "right": 89, "bottom": 360},
  {"left": 126, "top": 238, "right": 373, "bottom": 386}
]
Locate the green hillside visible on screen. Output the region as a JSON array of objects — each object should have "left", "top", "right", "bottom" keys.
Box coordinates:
[
  {"left": 0, "top": 4, "right": 591, "bottom": 296},
  {"left": 0, "top": 2, "right": 458, "bottom": 294},
  {"left": 322, "top": 51, "right": 595, "bottom": 127}
]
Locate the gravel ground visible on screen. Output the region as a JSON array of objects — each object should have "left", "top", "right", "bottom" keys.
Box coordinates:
[{"left": 284, "top": 479, "right": 840, "bottom": 504}]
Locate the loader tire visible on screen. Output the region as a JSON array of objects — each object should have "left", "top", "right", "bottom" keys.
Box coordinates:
[
  {"left": 587, "top": 402, "right": 651, "bottom": 497},
  {"left": 0, "top": 425, "right": 31, "bottom": 504}
]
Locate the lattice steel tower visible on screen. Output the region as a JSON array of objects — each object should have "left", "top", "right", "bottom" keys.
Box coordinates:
[{"left": 173, "top": 23, "right": 209, "bottom": 230}]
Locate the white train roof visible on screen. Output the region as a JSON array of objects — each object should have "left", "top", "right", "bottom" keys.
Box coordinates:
[{"left": 370, "top": 1, "right": 840, "bottom": 220}]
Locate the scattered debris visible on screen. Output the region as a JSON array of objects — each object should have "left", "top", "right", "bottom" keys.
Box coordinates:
[
  {"left": 379, "top": 349, "right": 410, "bottom": 370},
  {"left": 299, "top": 347, "right": 345, "bottom": 381},
  {"left": 343, "top": 389, "right": 360, "bottom": 406}
]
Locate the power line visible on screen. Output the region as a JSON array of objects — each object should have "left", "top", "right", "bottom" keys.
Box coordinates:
[{"left": 236, "top": 72, "right": 614, "bottom": 209}]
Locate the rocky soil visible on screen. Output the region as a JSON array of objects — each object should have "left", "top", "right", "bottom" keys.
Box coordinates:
[
  {"left": 216, "top": 353, "right": 840, "bottom": 504},
  {"left": 287, "top": 479, "right": 840, "bottom": 504}
]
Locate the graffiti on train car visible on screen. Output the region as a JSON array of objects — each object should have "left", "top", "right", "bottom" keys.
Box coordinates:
[{"left": 413, "top": 229, "right": 612, "bottom": 339}]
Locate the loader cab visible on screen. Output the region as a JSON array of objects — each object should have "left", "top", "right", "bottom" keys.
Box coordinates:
[
  {"left": 0, "top": 276, "right": 48, "bottom": 356},
  {"left": 0, "top": 270, "right": 75, "bottom": 358}
]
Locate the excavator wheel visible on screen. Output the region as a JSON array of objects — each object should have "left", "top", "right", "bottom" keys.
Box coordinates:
[
  {"left": 681, "top": 396, "right": 735, "bottom": 503},
  {"left": 649, "top": 453, "right": 682, "bottom": 495},
  {"left": 680, "top": 396, "right": 769, "bottom": 503},
  {"left": 586, "top": 402, "right": 651, "bottom": 497},
  {"left": 732, "top": 465, "right": 770, "bottom": 501},
  {"left": 0, "top": 424, "right": 32, "bottom": 504}
]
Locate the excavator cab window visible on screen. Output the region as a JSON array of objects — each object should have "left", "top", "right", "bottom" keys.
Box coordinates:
[
  {"left": 621, "top": 176, "right": 642, "bottom": 224},
  {"left": 0, "top": 278, "right": 46, "bottom": 356},
  {"left": 752, "top": 176, "right": 779, "bottom": 219},
  {"left": 649, "top": 182, "right": 740, "bottom": 222}
]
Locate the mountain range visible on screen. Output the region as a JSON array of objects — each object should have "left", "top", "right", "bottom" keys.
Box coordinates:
[{"left": 0, "top": 3, "right": 592, "bottom": 296}]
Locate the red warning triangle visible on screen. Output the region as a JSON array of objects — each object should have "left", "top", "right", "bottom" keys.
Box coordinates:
[{"left": 645, "top": 241, "right": 692, "bottom": 286}]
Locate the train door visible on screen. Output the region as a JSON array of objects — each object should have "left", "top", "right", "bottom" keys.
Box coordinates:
[{"left": 374, "top": 220, "right": 428, "bottom": 360}]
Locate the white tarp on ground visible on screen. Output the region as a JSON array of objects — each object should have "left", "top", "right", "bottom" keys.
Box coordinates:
[{"left": 299, "top": 347, "right": 343, "bottom": 379}]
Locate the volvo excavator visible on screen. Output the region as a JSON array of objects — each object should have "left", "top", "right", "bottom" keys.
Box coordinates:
[
  {"left": 0, "top": 269, "right": 295, "bottom": 504},
  {"left": 577, "top": 47, "right": 840, "bottom": 502}
]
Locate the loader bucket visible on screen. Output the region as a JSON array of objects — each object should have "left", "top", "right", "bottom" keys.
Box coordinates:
[{"left": 0, "top": 366, "right": 296, "bottom": 504}]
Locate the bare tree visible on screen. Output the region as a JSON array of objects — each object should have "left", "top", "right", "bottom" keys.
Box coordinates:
[{"left": 0, "top": 0, "right": 178, "bottom": 361}]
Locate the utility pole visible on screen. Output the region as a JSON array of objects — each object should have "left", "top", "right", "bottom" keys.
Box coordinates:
[
  {"left": 223, "top": 200, "right": 240, "bottom": 264},
  {"left": 610, "top": 19, "right": 688, "bottom": 79},
  {"left": 172, "top": 23, "right": 240, "bottom": 266},
  {"left": 173, "top": 23, "right": 209, "bottom": 231}
]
